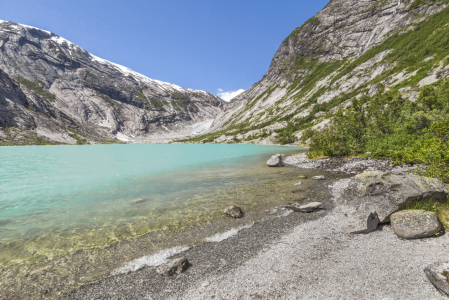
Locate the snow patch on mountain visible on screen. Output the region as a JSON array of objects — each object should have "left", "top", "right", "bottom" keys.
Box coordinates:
[{"left": 191, "top": 119, "right": 214, "bottom": 134}]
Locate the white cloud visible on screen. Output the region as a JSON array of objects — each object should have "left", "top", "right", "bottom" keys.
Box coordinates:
[{"left": 217, "top": 89, "right": 245, "bottom": 102}]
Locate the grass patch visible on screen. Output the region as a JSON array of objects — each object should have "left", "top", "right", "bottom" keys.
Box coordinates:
[
  {"left": 17, "top": 77, "right": 56, "bottom": 101},
  {"left": 400, "top": 198, "right": 449, "bottom": 229}
]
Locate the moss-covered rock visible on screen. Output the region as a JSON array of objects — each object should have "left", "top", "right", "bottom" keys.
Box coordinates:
[{"left": 391, "top": 209, "right": 441, "bottom": 239}]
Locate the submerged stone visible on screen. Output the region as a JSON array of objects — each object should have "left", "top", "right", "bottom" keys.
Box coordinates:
[{"left": 224, "top": 205, "right": 244, "bottom": 218}]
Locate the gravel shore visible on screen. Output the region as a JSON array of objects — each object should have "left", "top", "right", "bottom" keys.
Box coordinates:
[
  {"left": 170, "top": 211, "right": 449, "bottom": 300},
  {"left": 66, "top": 165, "right": 449, "bottom": 300}
]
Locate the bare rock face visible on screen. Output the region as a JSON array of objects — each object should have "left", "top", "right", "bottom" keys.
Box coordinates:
[
  {"left": 391, "top": 210, "right": 441, "bottom": 239},
  {"left": 334, "top": 171, "right": 448, "bottom": 223},
  {"left": 258, "top": 136, "right": 279, "bottom": 145},
  {"left": 339, "top": 210, "right": 380, "bottom": 234},
  {"left": 156, "top": 257, "right": 189, "bottom": 276},
  {"left": 424, "top": 261, "right": 449, "bottom": 297},
  {"left": 0, "top": 20, "right": 223, "bottom": 145},
  {"left": 267, "top": 154, "right": 285, "bottom": 167},
  {"left": 223, "top": 205, "right": 243, "bottom": 218},
  {"left": 207, "top": 1, "right": 449, "bottom": 144}
]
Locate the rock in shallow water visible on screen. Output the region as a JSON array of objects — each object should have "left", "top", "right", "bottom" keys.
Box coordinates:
[
  {"left": 223, "top": 205, "right": 244, "bottom": 218},
  {"left": 424, "top": 261, "right": 449, "bottom": 297},
  {"left": 391, "top": 210, "right": 441, "bottom": 239},
  {"left": 312, "top": 175, "right": 326, "bottom": 180},
  {"left": 285, "top": 202, "right": 323, "bottom": 213},
  {"left": 299, "top": 202, "right": 323, "bottom": 212},
  {"left": 156, "top": 257, "right": 189, "bottom": 276},
  {"left": 339, "top": 210, "right": 379, "bottom": 234},
  {"left": 267, "top": 154, "right": 285, "bottom": 167}
]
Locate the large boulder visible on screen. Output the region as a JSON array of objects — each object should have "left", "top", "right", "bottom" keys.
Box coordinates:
[
  {"left": 424, "top": 261, "right": 449, "bottom": 297},
  {"left": 223, "top": 205, "right": 243, "bottom": 218},
  {"left": 267, "top": 154, "right": 285, "bottom": 167},
  {"left": 156, "top": 257, "right": 189, "bottom": 276},
  {"left": 390, "top": 210, "right": 441, "bottom": 239},
  {"left": 339, "top": 210, "right": 380, "bottom": 234},
  {"left": 334, "top": 171, "right": 448, "bottom": 223}
]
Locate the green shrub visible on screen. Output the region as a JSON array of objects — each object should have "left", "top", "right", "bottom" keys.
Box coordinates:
[
  {"left": 17, "top": 77, "right": 56, "bottom": 100},
  {"left": 305, "top": 78, "right": 449, "bottom": 183},
  {"left": 171, "top": 92, "right": 190, "bottom": 103}
]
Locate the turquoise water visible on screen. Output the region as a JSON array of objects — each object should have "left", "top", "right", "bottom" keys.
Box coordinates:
[
  {"left": 0, "top": 144, "right": 305, "bottom": 298},
  {"left": 1, "top": 144, "right": 299, "bottom": 239}
]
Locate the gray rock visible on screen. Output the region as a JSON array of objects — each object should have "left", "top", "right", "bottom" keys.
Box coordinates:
[
  {"left": 299, "top": 202, "right": 323, "bottom": 213},
  {"left": 0, "top": 21, "right": 223, "bottom": 145},
  {"left": 339, "top": 210, "right": 379, "bottom": 234},
  {"left": 285, "top": 201, "right": 322, "bottom": 213},
  {"left": 312, "top": 175, "right": 326, "bottom": 180},
  {"left": 424, "top": 261, "right": 449, "bottom": 297},
  {"left": 334, "top": 171, "right": 448, "bottom": 223},
  {"left": 156, "top": 257, "right": 189, "bottom": 276},
  {"left": 223, "top": 205, "right": 243, "bottom": 218},
  {"left": 267, "top": 154, "right": 284, "bottom": 167},
  {"left": 391, "top": 210, "right": 441, "bottom": 239}
]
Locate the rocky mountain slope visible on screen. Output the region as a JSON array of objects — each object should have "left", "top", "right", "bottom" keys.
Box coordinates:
[
  {"left": 0, "top": 20, "right": 223, "bottom": 145},
  {"left": 193, "top": 0, "right": 449, "bottom": 144}
]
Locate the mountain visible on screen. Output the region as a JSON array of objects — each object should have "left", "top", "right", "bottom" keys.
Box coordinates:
[
  {"left": 0, "top": 20, "right": 223, "bottom": 145},
  {"left": 193, "top": 0, "right": 449, "bottom": 144}
]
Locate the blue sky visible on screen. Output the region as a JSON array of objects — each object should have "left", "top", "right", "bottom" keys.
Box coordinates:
[{"left": 1, "top": 0, "right": 329, "bottom": 99}]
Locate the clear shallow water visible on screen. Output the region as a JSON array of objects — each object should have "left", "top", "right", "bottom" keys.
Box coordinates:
[{"left": 0, "top": 144, "right": 305, "bottom": 298}]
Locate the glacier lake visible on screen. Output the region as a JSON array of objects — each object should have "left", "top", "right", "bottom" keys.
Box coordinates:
[{"left": 0, "top": 144, "right": 307, "bottom": 296}]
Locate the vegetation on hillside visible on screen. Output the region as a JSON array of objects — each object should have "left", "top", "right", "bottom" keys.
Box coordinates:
[
  {"left": 17, "top": 77, "right": 56, "bottom": 100},
  {"left": 186, "top": 2, "right": 449, "bottom": 146},
  {"left": 305, "top": 78, "right": 449, "bottom": 183}
]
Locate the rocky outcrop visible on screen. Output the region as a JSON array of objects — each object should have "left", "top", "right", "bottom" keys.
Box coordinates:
[
  {"left": 223, "top": 205, "right": 244, "bottom": 218},
  {"left": 156, "top": 257, "right": 190, "bottom": 276},
  {"left": 424, "top": 262, "right": 449, "bottom": 297},
  {"left": 258, "top": 136, "right": 279, "bottom": 145},
  {"left": 390, "top": 210, "right": 441, "bottom": 239},
  {"left": 204, "top": 1, "right": 449, "bottom": 144},
  {"left": 333, "top": 171, "right": 448, "bottom": 223},
  {"left": 0, "top": 20, "right": 223, "bottom": 145}
]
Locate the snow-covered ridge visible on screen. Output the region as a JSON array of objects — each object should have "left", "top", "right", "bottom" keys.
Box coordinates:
[{"left": 0, "top": 19, "right": 211, "bottom": 96}]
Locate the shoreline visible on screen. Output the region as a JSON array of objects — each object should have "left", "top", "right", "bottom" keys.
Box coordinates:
[
  {"left": 65, "top": 155, "right": 449, "bottom": 300},
  {"left": 65, "top": 169, "right": 341, "bottom": 300},
  {"left": 5, "top": 153, "right": 448, "bottom": 299}
]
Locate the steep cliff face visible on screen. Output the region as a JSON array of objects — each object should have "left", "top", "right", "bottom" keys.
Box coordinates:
[
  {"left": 203, "top": 0, "right": 449, "bottom": 144},
  {"left": 0, "top": 20, "right": 223, "bottom": 145}
]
